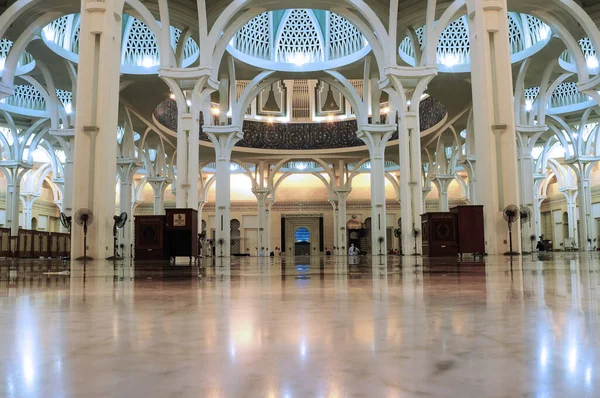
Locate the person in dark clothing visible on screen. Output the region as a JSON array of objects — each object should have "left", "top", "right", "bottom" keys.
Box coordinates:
[
  {"left": 536, "top": 239, "right": 545, "bottom": 252},
  {"left": 270, "top": 250, "right": 275, "bottom": 257}
]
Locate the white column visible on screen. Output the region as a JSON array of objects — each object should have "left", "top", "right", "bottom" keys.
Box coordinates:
[
  {"left": 329, "top": 198, "right": 339, "bottom": 255},
  {"left": 358, "top": 124, "right": 396, "bottom": 255},
  {"left": 435, "top": 176, "right": 454, "bottom": 212},
  {"left": 148, "top": 177, "right": 169, "bottom": 215},
  {"left": 3, "top": 166, "right": 29, "bottom": 236},
  {"left": 176, "top": 113, "right": 191, "bottom": 208},
  {"left": 204, "top": 126, "right": 242, "bottom": 257},
  {"left": 467, "top": 0, "right": 521, "bottom": 254},
  {"left": 117, "top": 161, "right": 140, "bottom": 258},
  {"left": 71, "top": 0, "right": 123, "bottom": 259},
  {"left": 253, "top": 188, "right": 270, "bottom": 253},
  {"left": 561, "top": 188, "right": 577, "bottom": 244},
  {"left": 20, "top": 194, "right": 39, "bottom": 229},
  {"left": 334, "top": 188, "right": 351, "bottom": 254},
  {"left": 567, "top": 160, "right": 597, "bottom": 250}
]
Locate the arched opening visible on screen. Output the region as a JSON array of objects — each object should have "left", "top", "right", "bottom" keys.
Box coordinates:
[{"left": 295, "top": 227, "right": 310, "bottom": 256}]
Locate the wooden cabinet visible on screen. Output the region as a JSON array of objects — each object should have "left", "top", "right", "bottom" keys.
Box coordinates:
[
  {"left": 165, "top": 209, "right": 198, "bottom": 259},
  {"left": 421, "top": 212, "right": 458, "bottom": 257},
  {"left": 450, "top": 205, "right": 485, "bottom": 255},
  {"left": 134, "top": 216, "right": 167, "bottom": 260}
]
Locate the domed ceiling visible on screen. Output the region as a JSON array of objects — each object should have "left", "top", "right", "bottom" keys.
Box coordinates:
[{"left": 228, "top": 9, "right": 371, "bottom": 71}]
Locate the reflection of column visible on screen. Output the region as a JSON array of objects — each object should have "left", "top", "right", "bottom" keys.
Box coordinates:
[
  {"left": 204, "top": 126, "right": 243, "bottom": 257},
  {"left": 467, "top": 0, "right": 521, "bottom": 254},
  {"left": 72, "top": 0, "right": 123, "bottom": 259},
  {"left": 358, "top": 124, "right": 396, "bottom": 255}
]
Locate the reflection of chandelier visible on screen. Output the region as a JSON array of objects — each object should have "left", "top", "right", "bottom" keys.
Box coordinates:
[{"left": 346, "top": 216, "right": 362, "bottom": 230}]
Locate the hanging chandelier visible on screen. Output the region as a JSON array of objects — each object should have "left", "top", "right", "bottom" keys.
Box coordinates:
[
  {"left": 322, "top": 86, "right": 339, "bottom": 113},
  {"left": 263, "top": 84, "right": 281, "bottom": 113}
]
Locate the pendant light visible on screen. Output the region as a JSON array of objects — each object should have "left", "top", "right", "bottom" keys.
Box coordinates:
[
  {"left": 263, "top": 84, "right": 281, "bottom": 113},
  {"left": 322, "top": 85, "right": 340, "bottom": 113}
]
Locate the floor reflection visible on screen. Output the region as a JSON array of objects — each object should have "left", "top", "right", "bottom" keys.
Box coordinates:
[{"left": 0, "top": 253, "right": 600, "bottom": 397}]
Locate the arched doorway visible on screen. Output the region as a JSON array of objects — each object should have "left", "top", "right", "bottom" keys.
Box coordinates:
[{"left": 295, "top": 227, "right": 310, "bottom": 256}]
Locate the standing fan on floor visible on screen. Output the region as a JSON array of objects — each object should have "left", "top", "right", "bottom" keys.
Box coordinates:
[
  {"left": 412, "top": 228, "right": 421, "bottom": 256},
  {"left": 75, "top": 208, "right": 94, "bottom": 261},
  {"left": 60, "top": 212, "right": 72, "bottom": 234},
  {"left": 60, "top": 212, "right": 72, "bottom": 260},
  {"left": 107, "top": 212, "right": 127, "bottom": 260},
  {"left": 503, "top": 205, "right": 520, "bottom": 256}
]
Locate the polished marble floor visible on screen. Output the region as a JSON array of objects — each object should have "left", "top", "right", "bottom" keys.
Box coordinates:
[{"left": 1, "top": 253, "right": 599, "bottom": 397}]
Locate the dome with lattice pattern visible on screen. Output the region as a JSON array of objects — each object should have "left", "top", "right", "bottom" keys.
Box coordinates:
[
  {"left": 399, "top": 13, "right": 551, "bottom": 72},
  {"left": 41, "top": 14, "right": 199, "bottom": 74},
  {"left": 228, "top": 9, "right": 370, "bottom": 71}
]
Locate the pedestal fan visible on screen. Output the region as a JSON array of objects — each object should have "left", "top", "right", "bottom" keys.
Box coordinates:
[
  {"left": 107, "top": 212, "right": 127, "bottom": 260},
  {"left": 412, "top": 228, "right": 421, "bottom": 256},
  {"left": 60, "top": 212, "right": 72, "bottom": 234},
  {"left": 75, "top": 208, "right": 94, "bottom": 261},
  {"left": 503, "top": 205, "right": 520, "bottom": 256},
  {"left": 59, "top": 212, "right": 72, "bottom": 260}
]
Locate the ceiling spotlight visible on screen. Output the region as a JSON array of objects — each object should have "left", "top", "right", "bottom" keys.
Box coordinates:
[
  {"left": 169, "top": 93, "right": 176, "bottom": 100},
  {"left": 381, "top": 106, "right": 389, "bottom": 115},
  {"left": 211, "top": 107, "right": 221, "bottom": 116},
  {"left": 267, "top": 116, "right": 274, "bottom": 124},
  {"left": 327, "top": 114, "right": 334, "bottom": 122},
  {"left": 263, "top": 84, "right": 281, "bottom": 113},
  {"left": 322, "top": 86, "right": 340, "bottom": 113}
]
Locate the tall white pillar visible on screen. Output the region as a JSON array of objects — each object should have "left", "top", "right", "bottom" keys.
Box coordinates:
[
  {"left": 71, "top": 0, "right": 123, "bottom": 259},
  {"left": 467, "top": 0, "right": 521, "bottom": 254},
  {"left": 334, "top": 188, "right": 351, "bottom": 253},
  {"left": 20, "top": 193, "right": 39, "bottom": 229},
  {"left": 3, "top": 166, "right": 29, "bottom": 235},
  {"left": 253, "top": 188, "right": 271, "bottom": 252},
  {"left": 117, "top": 160, "right": 140, "bottom": 258},
  {"left": 567, "top": 160, "right": 598, "bottom": 250},
  {"left": 435, "top": 176, "right": 454, "bottom": 212},
  {"left": 329, "top": 198, "right": 339, "bottom": 255},
  {"left": 204, "top": 126, "right": 242, "bottom": 257},
  {"left": 358, "top": 124, "right": 396, "bottom": 255},
  {"left": 561, "top": 188, "right": 578, "bottom": 245},
  {"left": 147, "top": 177, "right": 170, "bottom": 215}
]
